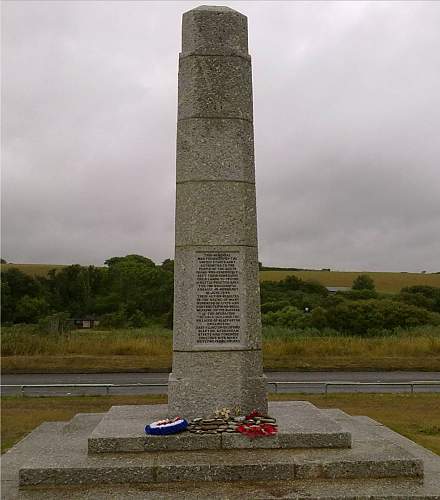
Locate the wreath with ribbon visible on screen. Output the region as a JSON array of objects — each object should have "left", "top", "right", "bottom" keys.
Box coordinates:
[
  {"left": 236, "top": 410, "right": 278, "bottom": 438},
  {"left": 145, "top": 417, "right": 188, "bottom": 435}
]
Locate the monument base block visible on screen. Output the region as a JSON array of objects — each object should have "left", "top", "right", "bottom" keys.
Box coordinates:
[
  {"left": 168, "top": 350, "right": 268, "bottom": 419},
  {"left": 88, "top": 402, "right": 351, "bottom": 453}
]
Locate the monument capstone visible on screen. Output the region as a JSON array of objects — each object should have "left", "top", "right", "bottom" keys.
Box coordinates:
[{"left": 168, "top": 5, "right": 267, "bottom": 419}]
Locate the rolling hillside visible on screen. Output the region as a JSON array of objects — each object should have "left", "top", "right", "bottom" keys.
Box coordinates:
[
  {"left": 260, "top": 270, "right": 440, "bottom": 293},
  {"left": 2, "top": 263, "right": 439, "bottom": 293}
]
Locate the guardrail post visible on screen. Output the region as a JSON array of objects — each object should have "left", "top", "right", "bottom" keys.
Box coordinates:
[
  {"left": 21, "top": 385, "right": 25, "bottom": 396},
  {"left": 106, "top": 386, "right": 110, "bottom": 395},
  {"left": 325, "top": 383, "right": 328, "bottom": 396},
  {"left": 411, "top": 383, "right": 414, "bottom": 395}
]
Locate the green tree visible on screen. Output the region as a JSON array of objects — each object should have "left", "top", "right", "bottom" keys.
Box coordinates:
[
  {"left": 161, "top": 259, "right": 174, "bottom": 273},
  {"left": 1, "top": 268, "right": 40, "bottom": 323},
  {"left": 310, "top": 306, "right": 328, "bottom": 329},
  {"left": 15, "top": 295, "right": 48, "bottom": 323},
  {"left": 105, "top": 255, "right": 155, "bottom": 268},
  {"left": 352, "top": 274, "right": 375, "bottom": 291},
  {"left": 325, "top": 299, "right": 440, "bottom": 335},
  {"left": 398, "top": 286, "right": 440, "bottom": 313},
  {"left": 105, "top": 255, "right": 173, "bottom": 322}
]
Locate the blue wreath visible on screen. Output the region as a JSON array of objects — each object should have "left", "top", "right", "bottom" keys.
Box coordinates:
[{"left": 145, "top": 418, "right": 188, "bottom": 435}]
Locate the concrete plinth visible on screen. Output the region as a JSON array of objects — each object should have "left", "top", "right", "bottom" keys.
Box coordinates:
[
  {"left": 4, "top": 403, "right": 440, "bottom": 498},
  {"left": 88, "top": 402, "right": 352, "bottom": 453}
]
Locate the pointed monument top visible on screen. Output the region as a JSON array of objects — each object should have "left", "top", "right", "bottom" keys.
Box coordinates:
[
  {"left": 182, "top": 5, "right": 248, "bottom": 56},
  {"left": 190, "top": 5, "right": 243, "bottom": 14}
]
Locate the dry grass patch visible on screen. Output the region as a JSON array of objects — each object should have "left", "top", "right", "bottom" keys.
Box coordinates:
[
  {"left": 263, "top": 335, "right": 440, "bottom": 371},
  {"left": 1, "top": 355, "right": 172, "bottom": 373},
  {"left": 3, "top": 326, "right": 440, "bottom": 373}
]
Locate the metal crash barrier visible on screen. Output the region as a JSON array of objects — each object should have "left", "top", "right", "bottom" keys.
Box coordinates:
[
  {"left": 267, "top": 380, "right": 440, "bottom": 394},
  {"left": 1, "top": 380, "right": 440, "bottom": 396}
]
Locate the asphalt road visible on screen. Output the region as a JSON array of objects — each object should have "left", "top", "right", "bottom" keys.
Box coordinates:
[{"left": 2, "top": 371, "right": 440, "bottom": 396}]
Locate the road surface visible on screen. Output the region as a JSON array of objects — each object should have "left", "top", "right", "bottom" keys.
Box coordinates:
[{"left": 2, "top": 371, "right": 439, "bottom": 396}]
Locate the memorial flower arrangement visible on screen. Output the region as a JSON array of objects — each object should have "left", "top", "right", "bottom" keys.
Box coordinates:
[
  {"left": 236, "top": 410, "right": 278, "bottom": 438},
  {"left": 145, "top": 416, "right": 188, "bottom": 435},
  {"left": 146, "top": 408, "right": 278, "bottom": 438}
]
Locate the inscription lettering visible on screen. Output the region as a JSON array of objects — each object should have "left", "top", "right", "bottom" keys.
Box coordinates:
[{"left": 196, "top": 252, "right": 240, "bottom": 344}]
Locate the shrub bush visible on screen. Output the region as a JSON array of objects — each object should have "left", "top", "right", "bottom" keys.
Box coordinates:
[
  {"left": 352, "top": 274, "right": 375, "bottom": 291},
  {"left": 325, "top": 299, "right": 440, "bottom": 335}
]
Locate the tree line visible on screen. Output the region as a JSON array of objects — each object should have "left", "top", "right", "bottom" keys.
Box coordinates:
[
  {"left": 2, "top": 255, "right": 440, "bottom": 335},
  {"left": 261, "top": 274, "right": 440, "bottom": 335},
  {"left": 1, "top": 255, "right": 173, "bottom": 328}
]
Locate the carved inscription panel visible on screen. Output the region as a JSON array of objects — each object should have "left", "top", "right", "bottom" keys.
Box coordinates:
[{"left": 196, "top": 251, "right": 241, "bottom": 344}]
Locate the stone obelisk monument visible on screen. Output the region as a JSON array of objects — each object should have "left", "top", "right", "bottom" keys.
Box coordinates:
[{"left": 168, "top": 5, "right": 267, "bottom": 419}]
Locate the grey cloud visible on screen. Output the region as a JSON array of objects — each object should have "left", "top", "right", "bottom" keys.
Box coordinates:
[{"left": 2, "top": 1, "right": 440, "bottom": 271}]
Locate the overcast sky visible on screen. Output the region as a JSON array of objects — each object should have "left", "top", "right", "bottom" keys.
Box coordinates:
[{"left": 2, "top": 1, "right": 440, "bottom": 272}]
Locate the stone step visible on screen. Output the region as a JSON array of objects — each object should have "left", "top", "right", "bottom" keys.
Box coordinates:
[
  {"left": 17, "top": 408, "right": 424, "bottom": 487},
  {"left": 10, "top": 478, "right": 440, "bottom": 499},
  {"left": 4, "top": 412, "right": 440, "bottom": 498},
  {"left": 88, "top": 401, "right": 352, "bottom": 453},
  {"left": 18, "top": 447, "right": 423, "bottom": 487}
]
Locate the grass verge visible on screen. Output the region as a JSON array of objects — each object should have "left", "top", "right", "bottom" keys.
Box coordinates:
[
  {"left": 2, "top": 326, "right": 440, "bottom": 373},
  {"left": 3, "top": 329, "right": 440, "bottom": 373},
  {"left": 1, "top": 393, "right": 439, "bottom": 455}
]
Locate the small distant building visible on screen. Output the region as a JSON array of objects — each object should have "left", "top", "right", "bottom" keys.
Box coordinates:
[
  {"left": 70, "top": 316, "right": 100, "bottom": 329},
  {"left": 326, "top": 286, "right": 350, "bottom": 293}
]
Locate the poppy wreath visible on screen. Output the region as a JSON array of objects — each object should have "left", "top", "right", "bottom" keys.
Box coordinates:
[
  {"left": 236, "top": 410, "right": 278, "bottom": 438},
  {"left": 145, "top": 417, "right": 188, "bottom": 435}
]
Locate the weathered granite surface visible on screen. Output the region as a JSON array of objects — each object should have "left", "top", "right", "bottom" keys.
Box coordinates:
[
  {"left": 88, "top": 402, "right": 351, "bottom": 453},
  {"left": 169, "top": 4, "right": 267, "bottom": 419},
  {"left": 175, "top": 182, "right": 257, "bottom": 247},
  {"left": 176, "top": 119, "right": 255, "bottom": 183},
  {"left": 182, "top": 6, "right": 248, "bottom": 57},
  {"left": 3, "top": 407, "right": 439, "bottom": 498},
  {"left": 19, "top": 420, "right": 422, "bottom": 486},
  {"left": 178, "top": 55, "right": 252, "bottom": 120},
  {"left": 169, "top": 367, "right": 267, "bottom": 421}
]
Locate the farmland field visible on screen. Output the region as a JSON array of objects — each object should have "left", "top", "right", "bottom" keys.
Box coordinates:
[
  {"left": 1, "top": 263, "right": 68, "bottom": 277},
  {"left": 2, "top": 263, "right": 439, "bottom": 292},
  {"left": 260, "top": 270, "right": 440, "bottom": 293}
]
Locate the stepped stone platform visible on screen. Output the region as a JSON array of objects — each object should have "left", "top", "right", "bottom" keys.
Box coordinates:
[
  {"left": 88, "top": 401, "right": 351, "bottom": 452},
  {"left": 2, "top": 402, "right": 440, "bottom": 498}
]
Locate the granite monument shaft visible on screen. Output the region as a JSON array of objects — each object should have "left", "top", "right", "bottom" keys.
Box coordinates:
[{"left": 168, "top": 5, "right": 268, "bottom": 419}]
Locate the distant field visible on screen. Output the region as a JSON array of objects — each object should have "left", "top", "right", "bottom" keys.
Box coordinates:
[
  {"left": 2, "top": 263, "right": 439, "bottom": 293},
  {"left": 1, "top": 263, "right": 68, "bottom": 277},
  {"left": 260, "top": 270, "right": 440, "bottom": 293}
]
